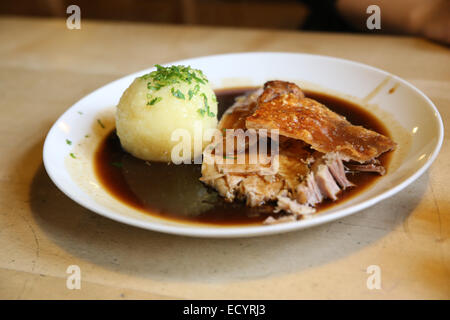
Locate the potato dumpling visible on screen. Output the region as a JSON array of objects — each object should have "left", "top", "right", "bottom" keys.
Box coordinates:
[{"left": 116, "top": 65, "right": 218, "bottom": 162}]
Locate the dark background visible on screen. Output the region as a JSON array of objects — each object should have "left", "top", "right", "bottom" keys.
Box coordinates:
[{"left": 0, "top": 0, "right": 352, "bottom": 32}]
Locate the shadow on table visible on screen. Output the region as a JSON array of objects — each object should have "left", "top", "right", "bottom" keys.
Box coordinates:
[{"left": 28, "top": 139, "right": 427, "bottom": 283}]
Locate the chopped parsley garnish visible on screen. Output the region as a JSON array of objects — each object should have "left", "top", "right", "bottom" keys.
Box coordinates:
[
  {"left": 147, "top": 97, "right": 162, "bottom": 105},
  {"left": 97, "top": 119, "right": 105, "bottom": 129},
  {"left": 111, "top": 162, "right": 123, "bottom": 168},
  {"left": 85, "top": 134, "right": 90, "bottom": 138},
  {"left": 70, "top": 153, "right": 76, "bottom": 159},
  {"left": 66, "top": 139, "right": 72, "bottom": 145},
  {"left": 141, "top": 64, "right": 210, "bottom": 106},
  {"left": 147, "top": 83, "right": 162, "bottom": 91},
  {"left": 188, "top": 84, "right": 200, "bottom": 100},
  {"left": 171, "top": 87, "right": 185, "bottom": 100},
  {"left": 192, "top": 74, "right": 206, "bottom": 84},
  {"left": 77, "top": 111, "right": 83, "bottom": 115},
  {"left": 198, "top": 93, "right": 215, "bottom": 118},
  {"left": 141, "top": 64, "right": 208, "bottom": 87}
]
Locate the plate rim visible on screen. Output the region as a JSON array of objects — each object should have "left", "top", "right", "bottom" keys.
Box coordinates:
[{"left": 43, "top": 51, "right": 444, "bottom": 238}]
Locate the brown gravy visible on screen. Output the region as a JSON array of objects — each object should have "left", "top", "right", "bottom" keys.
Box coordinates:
[{"left": 94, "top": 87, "right": 392, "bottom": 226}]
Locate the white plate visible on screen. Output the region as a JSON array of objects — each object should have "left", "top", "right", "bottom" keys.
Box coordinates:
[{"left": 43, "top": 52, "right": 443, "bottom": 238}]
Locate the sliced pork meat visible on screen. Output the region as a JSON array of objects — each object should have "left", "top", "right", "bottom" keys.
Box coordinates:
[
  {"left": 345, "top": 159, "right": 386, "bottom": 175},
  {"left": 323, "top": 152, "right": 355, "bottom": 189},
  {"left": 200, "top": 81, "right": 395, "bottom": 224},
  {"left": 263, "top": 214, "right": 297, "bottom": 225},
  {"left": 237, "top": 175, "right": 284, "bottom": 207},
  {"left": 274, "top": 196, "right": 315, "bottom": 215},
  {"left": 201, "top": 142, "right": 356, "bottom": 219},
  {"left": 246, "top": 81, "right": 396, "bottom": 163},
  {"left": 314, "top": 164, "right": 341, "bottom": 201},
  {"left": 294, "top": 151, "right": 353, "bottom": 206},
  {"left": 200, "top": 138, "right": 312, "bottom": 207},
  {"left": 296, "top": 173, "right": 323, "bottom": 206}
]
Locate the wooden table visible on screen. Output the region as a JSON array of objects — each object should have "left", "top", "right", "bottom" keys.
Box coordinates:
[{"left": 0, "top": 16, "right": 449, "bottom": 300}]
